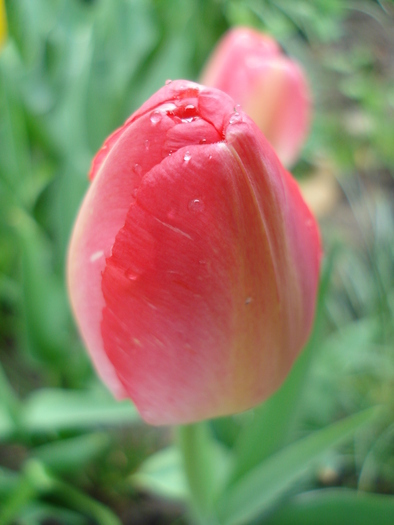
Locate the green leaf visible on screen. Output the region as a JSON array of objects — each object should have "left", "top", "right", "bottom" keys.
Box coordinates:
[
  {"left": 0, "top": 467, "right": 19, "bottom": 497},
  {"left": 21, "top": 388, "right": 139, "bottom": 433},
  {"left": 0, "top": 361, "right": 20, "bottom": 440},
  {"left": 216, "top": 408, "right": 380, "bottom": 525},
  {"left": 131, "top": 446, "right": 188, "bottom": 501},
  {"left": 263, "top": 489, "right": 394, "bottom": 525},
  {"left": 0, "top": 49, "right": 32, "bottom": 209},
  {"left": 16, "top": 212, "right": 70, "bottom": 366},
  {"left": 0, "top": 459, "right": 122, "bottom": 525},
  {"left": 32, "top": 432, "right": 111, "bottom": 474},
  {"left": 18, "top": 502, "right": 87, "bottom": 525},
  {"left": 0, "top": 470, "right": 38, "bottom": 525},
  {"left": 0, "top": 404, "right": 14, "bottom": 440}
]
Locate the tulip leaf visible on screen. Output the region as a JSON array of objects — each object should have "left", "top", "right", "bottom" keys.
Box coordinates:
[
  {"left": 0, "top": 459, "right": 121, "bottom": 525},
  {"left": 0, "top": 362, "right": 20, "bottom": 440},
  {"left": 17, "top": 502, "right": 86, "bottom": 525},
  {"left": 0, "top": 467, "right": 19, "bottom": 498},
  {"left": 31, "top": 433, "right": 111, "bottom": 475},
  {"left": 131, "top": 446, "right": 188, "bottom": 501},
  {"left": 0, "top": 52, "right": 31, "bottom": 206},
  {"left": 263, "top": 489, "right": 394, "bottom": 525},
  {"left": 0, "top": 404, "right": 14, "bottom": 440},
  {"left": 216, "top": 407, "right": 380, "bottom": 525},
  {"left": 21, "top": 388, "right": 139, "bottom": 433},
  {"left": 0, "top": 470, "right": 38, "bottom": 525},
  {"left": 17, "top": 213, "right": 71, "bottom": 365},
  {"left": 231, "top": 254, "right": 334, "bottom": 481}
]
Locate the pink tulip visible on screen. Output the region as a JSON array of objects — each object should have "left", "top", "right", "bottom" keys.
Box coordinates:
[
  {"left": 67, "top": 80, "right": 321, "bottom": 426},
  {"left": 200, "top": 27, "right": 311, "bottom": 167}
]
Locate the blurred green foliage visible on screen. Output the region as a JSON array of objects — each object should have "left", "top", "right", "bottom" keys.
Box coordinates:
[{"left": 0, "top": 0, "right": 393, "bottom": 523}]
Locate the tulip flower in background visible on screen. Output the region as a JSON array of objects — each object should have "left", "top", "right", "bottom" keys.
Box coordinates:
[
  {"left": 68, "top": 80, "right": 321, "bottom": 426},
  {"left": 201, "top": 27, "right": 311, "bottom": 167},
  {"left": 0, "top": 0, "right": 7, "bottom": 49}
]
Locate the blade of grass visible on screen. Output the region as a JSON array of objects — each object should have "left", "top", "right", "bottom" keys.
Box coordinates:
[
  {"left": 263, "top": 488, "right": 394, "bottom": 525},
  {"left": 22, "top": 388, "right": 139, "bottom": 433},
  {"left": 217, "top": 407, "right": 380, "bottom": 525}
]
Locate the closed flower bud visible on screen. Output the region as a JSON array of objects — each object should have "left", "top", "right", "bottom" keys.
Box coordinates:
[
  {"left": 67, "top": 80, "right": 321, "bottom": 425},
  {"left": 201, "top": 27, "right": 311, "bottom": 167}
]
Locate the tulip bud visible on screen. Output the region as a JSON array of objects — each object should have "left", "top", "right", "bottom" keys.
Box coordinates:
[
  {"left": 67, "top": 80, "right": 321, "bottom": 426},
  {"left": 200, "top": 27, "right": 311, "bottom": 167}
]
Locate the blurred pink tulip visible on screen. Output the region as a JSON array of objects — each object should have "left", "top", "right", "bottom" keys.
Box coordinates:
[
  {"left": 201, "top": 27, "right": 311, "bottom": 167},
  {"left": 67, "top": 80, "right": 321, "bottom": 426}
]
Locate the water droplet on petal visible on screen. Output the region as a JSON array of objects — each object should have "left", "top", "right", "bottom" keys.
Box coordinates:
[
  {"left": 145, "top": 140, "right": 150, "bottom": 151},
  {"left": 199, "top": 138, "right": 207, "bottom": 144},
  {"left": 229, "top": 112, "right": 242, "bottom": 124},
  {"left": 188, "top": 198, "right": 204, "bottom": 213},
  {"left": 245, "top": 297, "right": 253, "bottom": 305},
  {"left": 184, "top": 104, "right": 195, "bottom": 115},
  {"left": 184, "top": 151, "right": 192, "bottom": 162},
  {"left": 234, "top": 104, "right": 242, "bottom": 112},
  {"left": 133, "top": 164, "right": 142, "bottom": 175},
  {"left": 150, "top": 110, "right": 162, "bottom": 124},
  {"left": 90, "top": 250, "right": 104, "bottom": 263},
  {"left": 165, "top": 79, "right": 172, "bottom": 85},
  {"left": 125, "top": 267, "right": 139, "bottom": 281}
]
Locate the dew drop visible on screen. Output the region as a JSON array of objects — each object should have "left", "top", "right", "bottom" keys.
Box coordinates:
[
  {"left": 144, "top": 139, "right": 150, "bottom": 151},
  {"left": 89, "top": 250, "right": 104, "bottom": 263},
  {"left": 184, "top": 151, "right": 192, "bottom": 162},
  {"left": 188, "top": 198, "right": 204, "bottom": 213},
  {"left": 125, "top": 267, "right": 139, "bottom": 281},
  {"left": 229, "top": 112, "right": 242, "bottom": 124},
  {"left": 133, "top": 164, "right": 142, "bottom": 175},
  {"left": 208, "top": 155, "right": 213, "bottom": 160},
  {"left": 234, "top": 104, "right": 242, "bottom": 112},
  {"left": 199, "top": 137, "right": 207, "bottom": 144},
  {"left": 245, "top": 297, "right": 253, "bottom": 305},
  {"left": 165, "top": 79, "right": 172, "bottom": 85},
  {"left": 150, "top": 110, "right": 162, "bottom": 125},
  {"left": 184, "top": 104, "right": 195, "bottom": 115}
]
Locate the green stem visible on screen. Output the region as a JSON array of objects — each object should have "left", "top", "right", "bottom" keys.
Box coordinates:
[{"left": 177, "top": 422, "right": 219, "bottom": 525}]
